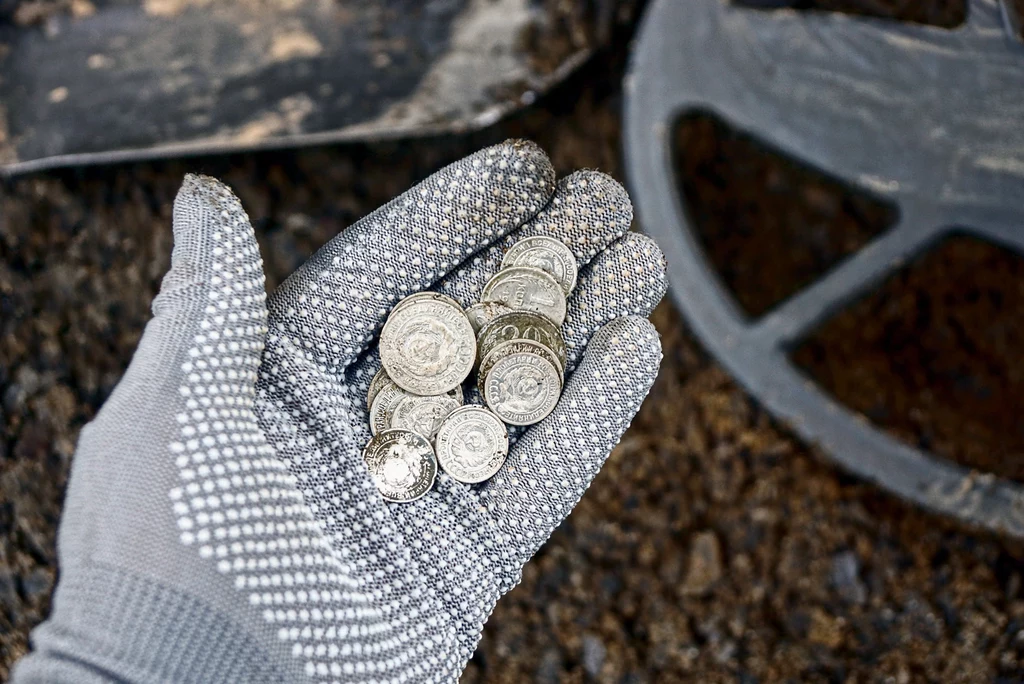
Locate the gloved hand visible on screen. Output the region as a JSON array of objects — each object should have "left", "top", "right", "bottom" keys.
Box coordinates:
[{"left": 12, "top": 141, "right": 666, "bottom": 684}]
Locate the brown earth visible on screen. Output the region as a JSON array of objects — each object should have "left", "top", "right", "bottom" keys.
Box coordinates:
[
  {"left": 4, "top": 3, "right": 1024, "bottom": 683},
  {"left": 675, "top": 113, "right": 898, "bottom": 320},
  {"left": 675, "top": 110, "right": 1024, "bottom": 483},
  {"left": 794, "top": 237, "right": 1024, "bottom": 483}
]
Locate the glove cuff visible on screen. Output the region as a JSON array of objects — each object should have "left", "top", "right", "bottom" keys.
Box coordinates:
[{"left": 12, "top": 563, "right": 286, "bottom": 684}]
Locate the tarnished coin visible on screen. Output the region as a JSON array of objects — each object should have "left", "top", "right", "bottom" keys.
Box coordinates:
[
  {"left": 476, "top": 311, "right": 566, "bottom": 371},
  {"left": 366, "top": 367, "right": 392, "bottom": 411},
  {"left": 392, "top": 291, "right": 463, "bottom": 314},
  {"left": 478, "top": 339, "right": 564, "bottom": 389},
  {"left": 501, "top": 235, "right": 578, "bottom": 294},
  {"left": 391, "top": 393, "right": 462, "bottom": 441},
  {"left": 380, "top": 299, "right": 476, "bottom": 395},
  {"left": 369, "top": 381, "right": 413, "bottom": 435},
  {"left": 483, "top": 351, "right": 562, "bottom": 426},
  {"left": 362, "top": 429, "right": 437, "bottom": 503},
  {"left": 464, "top": 301, "right": 514, "bottom": 334},
  {"left": 372, "top": 379, "right": 462, "bottom": 433},
  {"left": 481, "top": 266, "right": 567, "bottom": 326},
  {"left": 435, "top": 406, "right": 509, "bottom": 484}
]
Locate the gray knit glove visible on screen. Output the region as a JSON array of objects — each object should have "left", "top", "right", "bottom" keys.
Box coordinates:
[{"left": 12, "top": 141, "right": 666, "bottom": 684}]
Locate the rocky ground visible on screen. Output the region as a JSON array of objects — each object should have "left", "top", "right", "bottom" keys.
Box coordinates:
[{"left": 4, "top": 2, "right": 1024, "bottom": 682}]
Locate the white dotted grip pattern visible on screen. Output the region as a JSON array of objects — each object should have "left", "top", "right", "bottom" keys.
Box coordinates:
[{"left": 164, "top": 141, "right": 666, "bottom": 683}]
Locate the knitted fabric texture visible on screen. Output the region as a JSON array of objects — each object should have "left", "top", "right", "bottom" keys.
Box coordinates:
[{"left": 12, "top": 141, "right": 666, "bottom": 684}]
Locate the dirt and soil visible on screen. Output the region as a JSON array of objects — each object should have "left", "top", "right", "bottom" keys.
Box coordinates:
[
  {"left": 676, "top": 112, "right": 1024, "bottom": 483},
  {"left": 3, "top": 1, "right": 1024, "bottom": 682},
  {"left": 675, "top": 113, "right": 898, "bottom": 320},
  {"left": 793, "top": 236, "right": 1024, "bottom": 483}
]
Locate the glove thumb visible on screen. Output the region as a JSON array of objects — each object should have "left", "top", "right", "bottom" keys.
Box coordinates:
[
  {"left": 122, "top": 174, "right": 268, "bottom": 393},
  {"left": 37, "top": 176, "right": 273, "bottom": 659}
]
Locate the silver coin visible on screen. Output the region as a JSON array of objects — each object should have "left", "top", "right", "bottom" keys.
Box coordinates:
[
  {"left": 435, "top": 406, "right": 509, "bottom": 484},
  {"left": 391, "top": 393, "right": 462, "bottom": 441},
  {"left": 480, "top": 266, "right": 567, "bottom": 326},
  {"left": 478, "top": 339, "right": 564, "bottom": 389},
  {"left": 371, "top": 378, "right": 462, "bottom": 434},
  {"left": 501, "top": 235, "right": 578, "bottom": 294},
  {"left": 392, "top": 291, "right": 463, "bottom": 314},
  {"left": 362, "top": 429, "right": 437, "bottom": 503},
  {"left": 464, "top": 301, "right": 514, "bottom": 335},
  {"left": 380, "top": 299, "right": 476, "bottom": 395},
  {"left": 476, "top": 311, "right": 566, "bottom": 371},
  {"left": 369, "top": 381, "right": 412, "bottom": 436},
  {"left": 483, "top": 351, "right": 562, "bottom": 426},
  {"left": 366, "top": 367, "right": 392, "bottom": 411}
]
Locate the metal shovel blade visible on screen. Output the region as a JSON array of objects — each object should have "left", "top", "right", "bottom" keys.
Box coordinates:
[{"left": 0, "top": 0, "right": 604, "bottom": 174}]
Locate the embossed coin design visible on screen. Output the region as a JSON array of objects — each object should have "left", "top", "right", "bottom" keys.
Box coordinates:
[
  {"left": 369, "top": 381, "right": 413, "bottom": 436},
  {"left": 366, "top": 367, "right": 392, "bottom": 411},
  {"left": 391, "top": 291, "right": 463, "bottom": 314},
  {"left": 483, "top": 351, "right": 562, "bottom": 426},
  {"left": 380, "top": 299, "right": 476, "bottom": 395},
  {"left": 368, "top": 364, "right": 461, "bottom": 416},
  {"left": 481, "top": 266, "right": 567, "bottom": 325},
  {"left": 501, "top": 235, "right": 578, "bottom": 294},
  {"left": 464, "top": 301, "right": 514, "bottom": 334},
  {"left": 391, "top": 394, "right": 462, "bottom": 441},
  {"left": 435, "top": 406, "right": 509, "bottom": 484},
  {"left": 362, "top": 429, "right": 438, "bottom": 503},
  {"left": 478, "top": 339, "right": 564, "bottom": 389},
  {"left": 476, "top": 311, "right": 566, "bottom": 371}
]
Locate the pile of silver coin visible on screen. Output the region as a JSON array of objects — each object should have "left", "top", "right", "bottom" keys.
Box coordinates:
[{"left": 362, "top": 235, "right": 578, "bottom": 502}]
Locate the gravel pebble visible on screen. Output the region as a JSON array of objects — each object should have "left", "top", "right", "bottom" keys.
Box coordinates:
[{"left": 682, "top": 531, "right": 724, "bottom": 597}]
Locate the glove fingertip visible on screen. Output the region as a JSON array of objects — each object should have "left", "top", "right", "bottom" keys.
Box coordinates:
[
  {"left": 156, "top": 174, "right": 264, "bottom": 316},
  {"left": 504, "top": 138, "right": 557, "bottom": 195},
  {"left": 173, "top": 174, "right": 247, "bottom": 235},
  {"left": 581, "top": 315, "right": 663, "bottom": 394},
  {"left": 531, "top": 169, "right": 634, "bottom": 262},
  {"left": 563, "top": 169, "right": 633, "bottom": 221}
]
